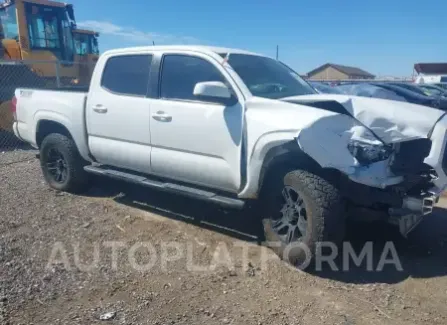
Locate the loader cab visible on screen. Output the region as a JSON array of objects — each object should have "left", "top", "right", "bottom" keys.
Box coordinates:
[
  {"left": 0, "top": 1, "right": 21, "bottom": 58},
  {"left": 0, "top": 1, "right": 19, "bottom": 40},
  {"left": 23, "top": 1, "right": 75, "bottom": 63},
  {"left": 0, "top": 0, "right": 76, "bottom": 62},
  {"left": 73, "top": 28, "right": 99, "bottom": 84},
  {"left": 73, "top": 29, "right": 99, "bottom": 57}
]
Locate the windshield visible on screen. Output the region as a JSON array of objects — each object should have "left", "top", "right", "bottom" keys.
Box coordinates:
[
  {"left": 390, "top": 83, "right": 427, "bottom": 96},
  {"left": 61, "top": 10, "right": 75, "bottom": 61},
  {"left": 74, "top": 33, "right": 99, "bottom": 55},
  {"left": 90, "top": 35, "right": 99, "bottom": 55},
  {"left": 26, "top": 4, "right": 60, "bottom": 48},
  {"left": 74, "top": 32, "right": 89, "bottom": 55},
  {"left": 420, "top": 86, "right": 443, "bottom": 96},
  {"left": 435, "top": 83, "right": 447, "bottom": 90},
  {"left": 309, "top": 81, "right": 342, "bottom": 94},
  {"left": 337, "top": 83, "right": 407, "bottom": 102},
  {"left": 24, "top": 3, "right": 74, "bottom": 61},
  {"left": 0, "top": 4, "right": 19, "bottom": 40},
  {"left": 221, "top": 53, "right": 316, "bottom": 99}
]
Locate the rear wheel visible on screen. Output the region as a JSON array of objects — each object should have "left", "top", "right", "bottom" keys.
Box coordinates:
[
  {"left": 261, "top": 169, "right": 346, "bottom": 269},
  {"left": 40, "top": 133, "right": 90, "bottom": 193}
]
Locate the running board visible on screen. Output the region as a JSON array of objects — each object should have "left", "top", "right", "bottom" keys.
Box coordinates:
[{"left": 84, "top": 165, "right": 245, "bottom": 209}]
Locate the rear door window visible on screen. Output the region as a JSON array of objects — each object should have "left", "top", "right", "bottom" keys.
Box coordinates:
[{"left": 101, "top": 55, "right": 152, "bottom": 96}]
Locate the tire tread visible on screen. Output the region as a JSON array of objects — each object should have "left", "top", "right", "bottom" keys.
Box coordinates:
[
  {"left": 40, "top": 133, "right": 90, "bottom": 193},
  {"left": 262, "top": 168, "right": 346, "bottom": 268}
]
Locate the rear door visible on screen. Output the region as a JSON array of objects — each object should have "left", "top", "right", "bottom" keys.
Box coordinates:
[{"left": 86, "top": 53, "right": 153, "bottom": 173}]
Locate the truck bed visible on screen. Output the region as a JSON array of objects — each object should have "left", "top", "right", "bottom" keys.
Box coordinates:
[
  {"left": 13, "top": 88, "right": 88, "bottom": 152},
  {"left": 42, "top": 86, "right": 89, "bottom": 92}
]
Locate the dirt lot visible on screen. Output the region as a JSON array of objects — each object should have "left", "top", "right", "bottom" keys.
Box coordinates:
[{"left": 1, "top": 149, "right": 447, "bottom": 325}]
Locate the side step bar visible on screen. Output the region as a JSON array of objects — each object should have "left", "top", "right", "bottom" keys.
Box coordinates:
[{"left": 84, "top": 165, "right": 245, "bottom": 209}]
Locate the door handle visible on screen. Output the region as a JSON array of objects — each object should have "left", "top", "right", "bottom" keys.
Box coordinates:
[
  {"left": 152, "top": 111, "right": 172, "bottom": 122},
  {"left": 92, "top": 105, "right": 108, "bottom": 114}
]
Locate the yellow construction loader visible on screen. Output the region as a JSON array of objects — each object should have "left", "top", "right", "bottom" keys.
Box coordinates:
[
  {"left": 74, "top": 28, "right": 100, "bottom": 60},
  {"left": 73, "top": 28, "right": 99, "bottom": 83},
  {"left": 0, "top": 0, "right": 99, "bottom": 131}
]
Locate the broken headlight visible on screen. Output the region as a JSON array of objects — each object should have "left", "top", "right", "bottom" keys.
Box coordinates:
[{"left": 347, "top": 140, "right": 393, "bottom": 165}]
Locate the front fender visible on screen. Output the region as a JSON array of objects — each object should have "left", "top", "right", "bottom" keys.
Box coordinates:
[
  {"left": 295, "top": 113, "right": 404, "bottom": 188},
  {"left": 239, "top": 131, "right": 298, "bottom": 198}
]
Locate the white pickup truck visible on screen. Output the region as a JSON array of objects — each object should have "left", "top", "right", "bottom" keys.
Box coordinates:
[{"left": 12, "top": 45, "right": 447, "bottom": 266}]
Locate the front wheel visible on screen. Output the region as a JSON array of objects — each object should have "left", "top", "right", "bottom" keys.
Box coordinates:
[
  {"left": 261, "top": 169, "right": 346, "bottom": 269},
  {"left": 40, "top": 133, "right": 90, "bottom": 193}
]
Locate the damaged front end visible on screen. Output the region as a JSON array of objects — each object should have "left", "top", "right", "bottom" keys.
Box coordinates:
[{"left": 284, "top": 95, "right": 447, "bottom": 236}]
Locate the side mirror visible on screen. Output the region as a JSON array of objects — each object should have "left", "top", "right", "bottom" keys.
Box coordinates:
[{"left": 193, "top": 81, "right": 232, "bottom": 100}]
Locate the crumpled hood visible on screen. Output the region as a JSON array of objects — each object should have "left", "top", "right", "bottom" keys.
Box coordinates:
[
  {"left": 244, "top": 94, "right": 447, "bottom": 189},
  {"left": 283, "top": 94, "right": 445, "bottom": 143}
]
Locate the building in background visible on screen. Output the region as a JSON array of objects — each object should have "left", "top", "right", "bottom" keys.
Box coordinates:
[
  {"left": 413, "top": 63, "right": 447, "bottom": 85},
  {"left": 414, "top": 63, "right": 447, "bottom": 76},
  {"left": 307, "top": 63, "right": 375, "bottom": 80}
]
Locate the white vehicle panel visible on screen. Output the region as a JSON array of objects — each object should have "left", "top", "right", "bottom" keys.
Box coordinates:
[
  {"left": 85, "top": 51, "right": 153, "bottom": 174},
  {"left": 284, "top": 94, "right": 444, "bottom": 142},
  {"left": 148, "top": 50, "right": 246, "bottom": 192},
  {"left": 12, "top": 45, "right": 447, "bottom": 203},
  {"left": 149, "top": 98, "right": 243, "bottom": 192},
  {"left": 13, "top": 89, "right": 90, "bottom": 160}
]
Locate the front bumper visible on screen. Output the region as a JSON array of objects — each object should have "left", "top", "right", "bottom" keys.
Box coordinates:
[
  {"left": 388, "top": 115, "right": 447, "bottom": 236},
  {"left": 389, "top": 191, "right": 441, "bottom": 236},
  {"left": 424, "top": 114, "right": 447, "bottom": 193}
]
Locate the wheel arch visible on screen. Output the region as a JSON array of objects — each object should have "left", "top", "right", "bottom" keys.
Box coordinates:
[
  {"left": 36, "top": 119, "right": 74, "bottom": 148},
  {"left": 239, "top": 133, "right": 324, "bottom": 199},
  {"left": 34, "top": 117, "right": 92, "bottom": 162},
  {"left": 258, "top": 141, "right": 322, "bottom": 194}
]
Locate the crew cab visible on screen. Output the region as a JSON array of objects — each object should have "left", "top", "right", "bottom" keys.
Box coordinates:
[{"left": 12, "top": 46, "right": 447, "bottom": 267}]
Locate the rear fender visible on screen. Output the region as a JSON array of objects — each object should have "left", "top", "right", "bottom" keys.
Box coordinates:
[
  {"left": 34, "top": 111, "right": 71, "bottom": 144},
  {"left": 34, "top": 111, "right": 90, "bottom": 161}
]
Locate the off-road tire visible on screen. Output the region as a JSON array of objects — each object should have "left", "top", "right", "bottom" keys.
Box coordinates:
[
  {"left": 261, "top": 169, "right": 346, "bottom": 269},
  {"left": 40, "top": 133, "right": 90, "bottom": 193}
]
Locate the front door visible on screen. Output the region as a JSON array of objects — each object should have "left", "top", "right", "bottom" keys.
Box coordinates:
[
  {"left": 86, "top": 53, "right": 153, "bottom": 173},
  {"left": 149, "top": 53, "right": 244, "bottom": 192}
]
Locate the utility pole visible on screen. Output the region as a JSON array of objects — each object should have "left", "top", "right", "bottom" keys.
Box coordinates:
[{"left": 276, "top": 45, "right": 279, "bottom": 60}]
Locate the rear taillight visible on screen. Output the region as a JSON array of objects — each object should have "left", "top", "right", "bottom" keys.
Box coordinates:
[{"left": 10, "top": 96, "right": 17, "bottom": 120}]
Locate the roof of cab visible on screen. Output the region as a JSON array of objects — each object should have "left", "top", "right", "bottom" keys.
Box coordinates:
[{"left": 103, "top": 45, "right": 262, "bottom": 57}]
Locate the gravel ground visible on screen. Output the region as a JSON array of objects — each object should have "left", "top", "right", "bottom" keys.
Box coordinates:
[
  {"left": 1, "top": 150, "right": 447, "bottom": 324},
  {"left": 0, "top": 148, "right": 36, "bottom": 166}
]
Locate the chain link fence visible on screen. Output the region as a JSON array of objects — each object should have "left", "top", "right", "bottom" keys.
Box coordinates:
[{"left": 0, "top": 59, "right": 94, "bottom": 154}]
